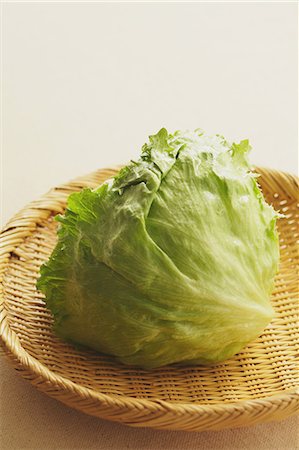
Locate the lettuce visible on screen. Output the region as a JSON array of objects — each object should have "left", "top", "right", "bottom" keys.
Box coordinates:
[{"left": 37, "top": 129, "right": 280, "bottom": 368}]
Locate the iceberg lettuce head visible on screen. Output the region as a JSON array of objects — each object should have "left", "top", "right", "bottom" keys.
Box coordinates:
[{"left": 37, "top": 129, "right": 280, "bottom": 368}]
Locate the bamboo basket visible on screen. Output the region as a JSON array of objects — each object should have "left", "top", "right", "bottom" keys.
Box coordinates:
[{"left": 0, "top": 167, "right": 298, "bottom": 432}]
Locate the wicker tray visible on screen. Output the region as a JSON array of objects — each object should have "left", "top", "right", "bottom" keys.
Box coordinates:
[{"left": 0, "top": 167, "right": 298, "bottom": 432}]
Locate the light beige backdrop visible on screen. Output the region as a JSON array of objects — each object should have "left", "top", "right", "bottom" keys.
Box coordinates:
[
  {"left": 1, "top": 2, "right": 298, "bottom": 449},
  {"left": 2, "top": 1, "right": 298, "bottom": 226}
]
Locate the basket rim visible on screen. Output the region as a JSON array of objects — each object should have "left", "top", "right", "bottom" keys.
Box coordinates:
[{"left": 0, "top": 166, "right": 298, "bottom": 420}]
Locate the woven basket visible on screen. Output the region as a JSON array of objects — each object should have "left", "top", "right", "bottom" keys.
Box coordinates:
[{"left": 0, "top": 167, "right": 298, "bottom": 432}]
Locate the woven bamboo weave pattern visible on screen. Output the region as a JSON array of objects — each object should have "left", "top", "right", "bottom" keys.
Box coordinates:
[{"left": 0, "top": 167, "right": 298, "bottom": 432}]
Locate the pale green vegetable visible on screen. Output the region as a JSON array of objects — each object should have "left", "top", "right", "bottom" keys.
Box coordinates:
[{"left": 37, "top": 128, "right": 280, "bottom": 369}]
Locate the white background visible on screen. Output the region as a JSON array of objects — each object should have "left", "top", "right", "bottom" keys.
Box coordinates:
[
  {"left": 1, "top": 3, "right": 298, "bottom": 450},
  {"left": 2, "top": 2, "right": 298, "bottom": 226}
]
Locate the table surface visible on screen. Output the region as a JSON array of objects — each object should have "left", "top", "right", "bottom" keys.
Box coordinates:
[{"left": 1, "top": 2, "right": 298, "bottom": 449}]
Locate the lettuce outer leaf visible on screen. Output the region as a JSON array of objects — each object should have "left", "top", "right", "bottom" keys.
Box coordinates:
[{"left": 37, "top": 129, "right": 280, "bottom": 368}]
